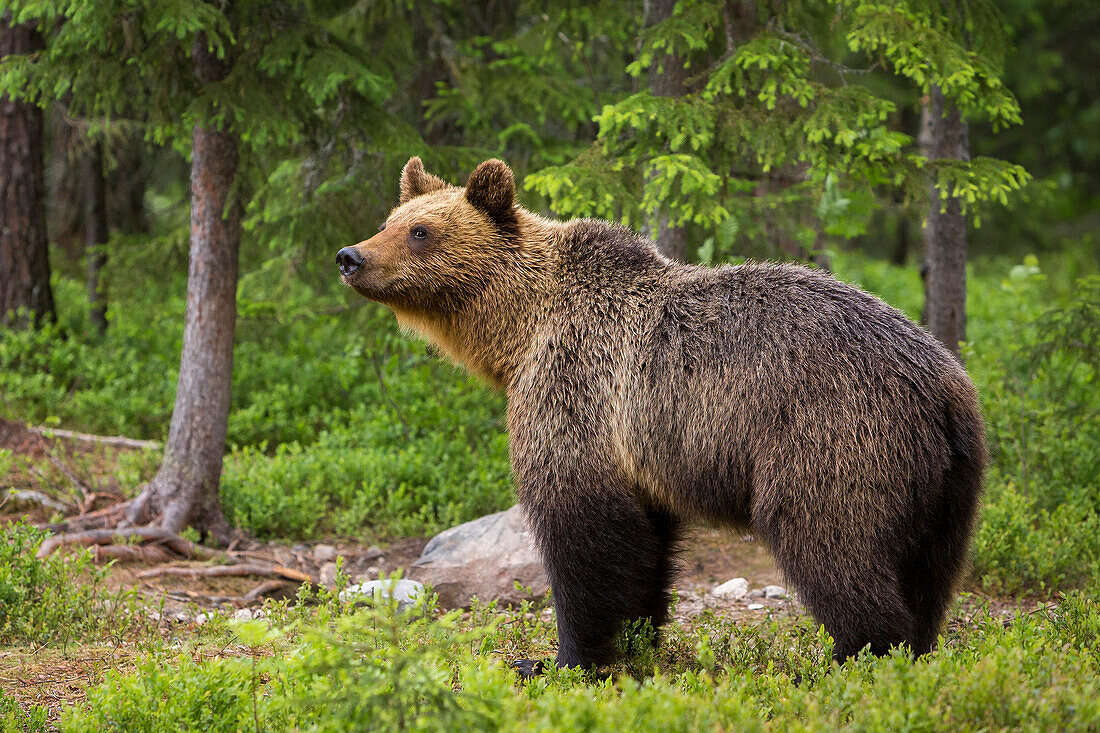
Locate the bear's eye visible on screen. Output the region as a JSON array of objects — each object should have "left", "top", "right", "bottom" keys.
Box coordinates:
[
  {"left": 411, "top": 225, "right": 429, "bottom": 240},
  {"left": 378, "top": 222, "right": 387, "bottom": 232}
]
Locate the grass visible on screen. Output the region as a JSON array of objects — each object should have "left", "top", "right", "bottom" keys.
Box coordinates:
[
  {"left": 22, "top": 585, "right": 1100, "bottom": 732},
  {"left": 0, "top": 526, "right": 1095, "bottom": 731}
]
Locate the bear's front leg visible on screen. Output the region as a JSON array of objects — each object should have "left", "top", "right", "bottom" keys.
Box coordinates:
[{"left": 519, "top": 474, "right": 671, "bottom": 673}]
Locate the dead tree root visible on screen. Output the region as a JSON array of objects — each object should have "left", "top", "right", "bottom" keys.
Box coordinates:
[{"left": 35, "top": 526, "right": 221, "bottom": 561}]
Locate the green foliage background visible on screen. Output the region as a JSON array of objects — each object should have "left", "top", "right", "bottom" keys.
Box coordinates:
[
  {"left": 0, "top": 0, "right": 1098, "bottom": 727},
  {"left": 0, "top": 0, "right": 1095, "bottom": 606}
]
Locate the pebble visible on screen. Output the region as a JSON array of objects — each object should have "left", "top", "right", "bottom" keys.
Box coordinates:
[
  {"left": 711, "top": 577, "right": 749, "bottom": 600},
  {"left": 339, "top": 579, "right": 425, "bottom": 611},
  {"left": 746, "top": 603, "right": 764, "bottom": 610},
  {"left": 763, "top": 584, "right": 788, "bottom": 599}
]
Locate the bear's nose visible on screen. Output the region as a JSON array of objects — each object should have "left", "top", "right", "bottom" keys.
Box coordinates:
[{"left": 336, "top": 247, "right": 365, "bottom": 277}]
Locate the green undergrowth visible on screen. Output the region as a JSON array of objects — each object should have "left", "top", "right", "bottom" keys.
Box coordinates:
[
  {"left": 1, "top": 244, "right": 1098, "bottom": 591},
  {"left": 0, "top": 521, "right": 1098, "bottom": 730},
  {"left": 57, "top": 590, "right": 1100, "bottom": 732},
  {"left": 0, "top": 521, "right": 117, "bottom": 647}
]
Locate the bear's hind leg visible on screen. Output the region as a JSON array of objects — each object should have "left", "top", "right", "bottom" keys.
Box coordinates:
[
  {"left": 897, "top": 551, "right": 957, "bottom": 657},
  {"left": 897, "top": 508, "right": 976, "bottom": 655},
  {"left": 898, "top": 457, "right": 983, "bottom": 656},
  {"left": 762, "top": 517, "right": 915, "bottom": 663}
]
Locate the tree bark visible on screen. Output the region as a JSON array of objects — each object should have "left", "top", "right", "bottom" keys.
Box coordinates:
[
  {"left": 646, "top": 0, "right": 689, "bottom": 261},
  {"left": 109, "top": 134, "right": 150, "bottom": 235},
  {"left": 85, "top": 141, "right": 108, "bottom": 336},
  {"left": 126, "top": 34, "right": 239, "bottom": 543},
  {"left": 921, "top": 85, "right": 969, "bottom": 356},
  {"left": 0, "top": 14, "right": 55, "bottom": 328}
]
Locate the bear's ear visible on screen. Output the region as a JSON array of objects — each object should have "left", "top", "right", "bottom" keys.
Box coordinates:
[
  {"left": 400, "top": 156, "right": 448, "bottom": 203},
  {"left": 465, "top": 159, "right": 516, "bottom": 229}
]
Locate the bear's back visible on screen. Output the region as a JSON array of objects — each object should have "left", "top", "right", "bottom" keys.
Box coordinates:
[{"left": 533, "top": 219, "right": 976, "bottom": 525}]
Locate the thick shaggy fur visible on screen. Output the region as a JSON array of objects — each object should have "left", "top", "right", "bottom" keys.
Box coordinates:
[{"left": 340, "top": 158, "right": 987, "bottom": 670}]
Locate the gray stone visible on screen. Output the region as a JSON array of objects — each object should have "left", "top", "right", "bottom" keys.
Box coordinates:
[
  {"left": 408, "top": 505, "right": 548, "bottom": 609},
  {"left": 319, "top": 562, "right": 339, "bottom": 588},
  {"left": 763, "top": 584, "right": 787, "bottom": 599},
  {"left": 313, "top": 543, "right": 339, "bottom": 564},
  {"left": 746, "top": 603, "right": 764, "bottom": 610},
  {"left": 711, "top": 577, "right": 749, "bottom": 600},
  {"left": 340, "top": 579, "right": 425, "bottom": 611}
]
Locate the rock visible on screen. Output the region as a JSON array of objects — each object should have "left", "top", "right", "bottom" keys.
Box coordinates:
[
  {"left": 340, "top": 579, "right": 425, "bottom": 611},
  {"left": 272, "top": 546, "right": 294, "bottom": 566},
  {"left": 363, "top": 545, "right": 385, "bottom": 561},
  {"left": 234, "top": 608, "right": 264, "bottom": 621},
  {"left": 748, "top": 589, "right": 765, "bottom": 599},
  {"left": 408, "top": 505, "right": 548, "bottom": 609},
  {"left": 319, "top": 562, "right": 339, "bottom": 588},
  {"left": 763, "top": 584, "right": 787, "bottom": 599},
  {"left": 712, "top": 577, "right": 749, "bottom": 600},
  {"left": 313, "top": 543, "right": 338, "bottom": 564},
  {"left": 746, "top": 603, "right": 764, "bottom": 610}
]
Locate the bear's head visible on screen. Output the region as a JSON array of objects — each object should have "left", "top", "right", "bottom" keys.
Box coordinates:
[{"left": 336, "top": 156, "right": 521, "bottom": 314}]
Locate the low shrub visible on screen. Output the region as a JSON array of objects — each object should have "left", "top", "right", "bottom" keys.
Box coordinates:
[
  {"left": 61, "top": 592, "right": 1100, "bottom": 731},
  {"left": 0, "top": 521, "right": 112, "bottom": 646}
]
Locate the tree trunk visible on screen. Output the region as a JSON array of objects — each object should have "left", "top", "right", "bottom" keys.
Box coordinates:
[
  {"left": 921, "top": 85, "right": 969, "bottom": 356},
  {"left": 109, "top": 134, "right": 150, "bottom": 235},
  {"left": 85, "top": 141, "right": 108, "bottom": 336},
  {"left": 127, "top": 35, "right": 239, "bottom": 543},
  {"left": 891, "top": 210, "right": 910, "bottom": 266},
  {"left": 647, "top": 0, "right": 688, "bottom": 261},
  {"left": 0, "top": 14, "right": 54, "bottom": 328},
  {"left": 47, "top": 104, "right": 86, "bottom": 260}
]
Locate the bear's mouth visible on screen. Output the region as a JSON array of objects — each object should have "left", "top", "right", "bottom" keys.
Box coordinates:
[{"left": 342, "top": 268, "right": 403, "bottom": 304}]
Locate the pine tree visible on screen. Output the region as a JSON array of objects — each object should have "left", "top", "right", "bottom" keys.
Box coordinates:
[
  {"left": 1, "top": 0, "right": 402, "bottom": 548},
  {"left": 0, "top": 11, "right": 53, "bottom": 328},
  {"left": 526, "top": 0, "right": 1029, "bottom": 350}
]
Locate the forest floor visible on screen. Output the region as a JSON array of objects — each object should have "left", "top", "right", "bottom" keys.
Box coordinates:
[{"left": 0, "top": 418, "right": 1042, "bottom": 725}]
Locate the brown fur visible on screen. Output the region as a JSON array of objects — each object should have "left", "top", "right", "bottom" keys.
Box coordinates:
[{"left": 338, "top": 158, "right": 987, "bottom": 670}]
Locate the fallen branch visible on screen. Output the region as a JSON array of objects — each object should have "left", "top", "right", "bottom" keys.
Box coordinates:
[
  {"left": 241, "top": 579, "right": 294, "bottom": 604},
  {"left": 30, "top": 426, "right": 159, "bottom": 450},
  {"left": 36, "top": 526, "right": 221, "bottom": 561},
  {"left": 43, "top": 445, "right": 93, "bottom": 495},
  {"left": 137, "top": 563, "right": 314, "bottom": 584},
  {"left": 2, "top": 488, "right": 75, "bottom": 514}
]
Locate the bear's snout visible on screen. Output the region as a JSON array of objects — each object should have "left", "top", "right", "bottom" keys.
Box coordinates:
[{"left": 336, "top": 247, "right": 365, "bottom": 277}]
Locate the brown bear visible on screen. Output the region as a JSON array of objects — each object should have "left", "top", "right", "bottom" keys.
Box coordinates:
[{"left": 336, "top": 157, "right": 986, "bottom": 674}]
